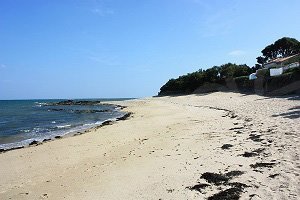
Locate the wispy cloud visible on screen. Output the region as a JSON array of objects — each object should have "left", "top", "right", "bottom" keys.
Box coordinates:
[
  {"left": 192, "top": 0, "right": 238, "bottom": 37},
  {"left": 0, "top": 64, "right": 7, "bottom": 69},
  {"left": 90, "top": 0, "right": 114, "bottom": 16},
  {"left": 91, "top": 8, "right": 114, "bottom": 16},
  {"left": 88, "top": 55, "right": 120, "bottom": 67},
  {"left": 228, "top": 50, "right": 246, "bottom": 56}
]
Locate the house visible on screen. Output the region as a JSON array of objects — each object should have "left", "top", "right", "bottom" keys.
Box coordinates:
[{"left": 263, "top": 53, "right": 300, "bottom": 69}]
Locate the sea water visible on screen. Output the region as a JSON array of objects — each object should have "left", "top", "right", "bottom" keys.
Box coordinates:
[{"left": 0, "top": 99, "right": 130, "bottom": 150}]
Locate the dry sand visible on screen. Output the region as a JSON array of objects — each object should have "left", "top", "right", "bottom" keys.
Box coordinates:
[{"left": 0, "top": 92, "right": 299, "bottom": 200}]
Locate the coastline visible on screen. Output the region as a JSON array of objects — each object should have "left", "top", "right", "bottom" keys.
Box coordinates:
[
  {"left": 0, "top": 92, "right": 299, "bottom": 199},
  {"left": 0, "top": 104, "right": 131, "bottom": 153}
]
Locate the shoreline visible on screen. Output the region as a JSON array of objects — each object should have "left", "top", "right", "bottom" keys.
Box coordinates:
[
  {"left": 0, "top": 92, "right": 299, "bottom": 199},
  {"left": 0, "top": 104, "right": 132, "bottom": 153}
]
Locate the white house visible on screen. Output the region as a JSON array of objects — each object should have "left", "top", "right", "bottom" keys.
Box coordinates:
[{"left": 263, "top": 54, "right": 300, "bottom": 69}]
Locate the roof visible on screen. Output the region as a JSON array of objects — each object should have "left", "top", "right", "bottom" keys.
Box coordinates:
[{"left": 265, "top": 53, "right": 300, "bottom": 65}]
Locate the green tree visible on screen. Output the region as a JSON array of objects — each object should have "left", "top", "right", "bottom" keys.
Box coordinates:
[
  {"left": 219, "top": 63, "right": 251, "bottom": 79},
  {"left": 260, "top": 37, "right": 300, "bottom": 62}
]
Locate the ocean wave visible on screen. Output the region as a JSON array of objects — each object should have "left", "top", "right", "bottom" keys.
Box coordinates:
[
  {"left": 34, "top": 102, "right": 48, "bottom": 107},
  {"left": 0, "top": 111, "right": 128, "bottom": 151},
  {"left": 57, "top": 124, "right": 72, "bottom": 129}
]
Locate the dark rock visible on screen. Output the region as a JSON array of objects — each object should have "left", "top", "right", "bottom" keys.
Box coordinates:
[
  {"left": 49, "top": 108, "right": 111, "bottom": 114},
  {"left": 54, "top": 136, "right": 62, "bottom": 139},
  {"left": 48, "top": 100, "right": 102, "bottom": 106},
  {"left": 11, "top": 146, "right": 24, "bottom": 150},
  {"left": 29, "top": 140, "right": 40, "bottom": 146},
  {"left": 102, "top": 120, "right": 113, "bottom": 126},
  {"left": 73, "top": 109, "right": 111, "bottom": 114},
  {"left": 0, "top": 148, "right": 5, "bottom": 153},
  {"left": 49, "top": 108, "right": 64, "bottom": 111},
  {"left": 2, "top": 146, "right": 25, "bottom": 153},
  {"left": 117, "top": 112, "right": 132, "bottom": 121}
]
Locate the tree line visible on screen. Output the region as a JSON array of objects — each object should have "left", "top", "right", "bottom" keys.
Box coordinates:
[
  {"left": 159, "top": 37, "right": 300, "bottom": 96},
  {"left": 159, "top": 63, "right": 253, "bottom": 95},
  {"left": 256, "top": 37, "right": 300, "bottom": 65}
]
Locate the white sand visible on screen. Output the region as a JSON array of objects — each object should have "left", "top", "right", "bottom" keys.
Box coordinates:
[{"left": 0, "top": 92, "right": 299, "bottom": 199}]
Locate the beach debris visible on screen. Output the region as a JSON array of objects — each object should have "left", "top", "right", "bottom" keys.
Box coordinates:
[
  {"left": 54, "top": 136, "right": 62, "bottom": 139},
  {"left": 225, "top": 171, "right": 245, "bottom": 178},
  {"left": 200, "top": 171, "right": 244, "bottom": 185},
  {"left": 189, "top": 170, "right": 247, "bottom": 198},
  {"left": 201, "top": 170, "right": 249, "bottom": 200},
  {"left": 207, "top": 187, "right": 243, "bottom": 200},
  {"left": 269, "top": 173, "right": 280, "bottom": 178},
  {"left": 201, "top": 172, "right": 229, "bottom": 185},
  {"left": 250, "top": 162, "right": 276, "bottom": 169},
  {"left": 187, "top": 183, "right": 210, "bottom": 192},
  {"left": 221, "top": 144, "right": 233, "bottom": 150},
  {"left": 229, "top": 127, "right": 244, "bottom": 131},
  {"left": 241, "top": 148, "right": 266, "bottom": 157},
  {"left": 240, "top": 152, "right": 258, "bottom": 157},
  {"left": 166, "top": 189, "right": 175, "bottom": 193},
  {"left": 248, "top": 134, "right": 264, "bottom": 142}
]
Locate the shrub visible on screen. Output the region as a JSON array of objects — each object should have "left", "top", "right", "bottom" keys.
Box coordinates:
[{"left": 234, "top": 76, "right": 255, "bottom": 92}]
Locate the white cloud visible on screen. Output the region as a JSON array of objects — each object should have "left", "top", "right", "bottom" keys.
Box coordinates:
[
  {"left": 91, "top": 8, "right": 114, "bottom": 16},
  {"left": 228, "top": 50, "right": 246, "bottom": 56},
  {"left": 0, "top": 64, "right": 7, "bottom": 69}
]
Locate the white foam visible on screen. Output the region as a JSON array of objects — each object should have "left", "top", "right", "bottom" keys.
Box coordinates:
[{"left": 57, "top": 125, "right": 71, "bottom": 129}]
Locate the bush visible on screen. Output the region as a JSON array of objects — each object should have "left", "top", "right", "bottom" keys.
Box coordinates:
[
  {"left": 284, "top": 66, "right": 300, "bottom": 74},
  {"left": 266, "top": 69, "right": 300, "bottom": 93},
  {"left": 159, "top": 63, "right": 251, "bottom": 95},
  {"left": 256, "top": 68, "right": 269, "bottom": 78},
  {"left": 234, "top": 76, "right": 255, "bottom": 92}
]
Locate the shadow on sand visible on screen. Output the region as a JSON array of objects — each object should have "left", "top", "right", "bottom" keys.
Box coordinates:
[{"left": 272, "top": 106, "right": 300, "bottom": 119}]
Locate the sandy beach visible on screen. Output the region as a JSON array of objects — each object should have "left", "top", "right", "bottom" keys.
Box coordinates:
[{"left": 0, "top": 92, "right": 299, "bottom": 200}]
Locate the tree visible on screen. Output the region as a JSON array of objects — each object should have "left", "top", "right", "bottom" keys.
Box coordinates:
[
  {"left": 159, "top": 63, "right": 252, "bottom": 95},
  {"left": 259, "top": 37, "right": 300, "bottom": 63},
  {"left": 274, "top": 37, "right": 300, "bottom": 57},
  {"left": 256, "top": 56, "right": 267, "bottom": 65},
  {"left": 219, "top": 63, "right": 251, "bottom": 79}
]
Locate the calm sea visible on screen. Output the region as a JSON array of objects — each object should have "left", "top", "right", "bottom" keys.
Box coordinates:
[{"left": 0, "top": 99, "right": 131, "bottom": 150}]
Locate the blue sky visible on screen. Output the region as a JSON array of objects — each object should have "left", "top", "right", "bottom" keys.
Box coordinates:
[{"left": 0, "top": 0, "right": 299, "bottom": 99}]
